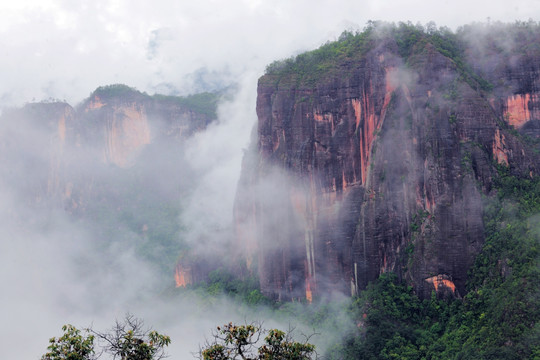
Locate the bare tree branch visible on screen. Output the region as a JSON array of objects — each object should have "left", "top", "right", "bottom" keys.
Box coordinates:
[{"left": 198, "top": 321, "right": 316, "bottom": 360}]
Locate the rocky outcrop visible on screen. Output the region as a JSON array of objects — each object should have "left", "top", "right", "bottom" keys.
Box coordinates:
[
  {"left": 78, "top": 85, "right": 215, "bottom": 168},
  {"left": 462, "top": 22, "right": 540, "bottom": 143},
  {"left": 83, "top": 95, "right": 151, "bottom": 168},
  {"left": 0, "top": 85, "right": 220, "bottom": 284},
  {"left": 0, "top": 102, "right": 76, "bottom": 208},
  {"left": 235, "top": 25, "right": 540, "bottom": 301},
  {"left": 0, "top": 85, "right": 218, "bottom": 214}
]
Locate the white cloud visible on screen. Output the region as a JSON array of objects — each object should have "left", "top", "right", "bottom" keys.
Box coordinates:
[{"left": 2, "top": 0, "right": 538, "bottom": 107}]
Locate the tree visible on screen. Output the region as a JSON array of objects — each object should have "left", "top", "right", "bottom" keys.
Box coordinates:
[
  {"left": 89, "top": 314, "right": 170, "bottom": 360},
  {"left": 41, "top": 324, "right": 96, "bottom": 360},
  {"left": 41, "top": 315, "right": 170, "bottom": 360},
  {"left": 199, "top": 322, "right": 316, "bottom": 360}
]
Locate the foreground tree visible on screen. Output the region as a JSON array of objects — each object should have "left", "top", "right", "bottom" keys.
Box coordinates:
[
  {"left": 41, "top": 315, "right": 170, "bottom": 360},
  {"left": 41, "top": 324, "right": 96, "bottom": 360},
  {"left": 200, "top": 322, "right": 316, "bottom": 360},
  {"left": 90, "top": 314, "right": 170, "bottom": 360},
  {"left": 88, "top": 314, "right": 171, "bottom": 360}
]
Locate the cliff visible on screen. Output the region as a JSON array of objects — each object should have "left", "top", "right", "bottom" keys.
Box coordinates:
[
  {"left": 235, "top": 23, "right": 540, "bottom": 301},
  {"left": 78, "top": 85, "right": 216, "bottom": 168},
  {"left": 0, "top": 86, "right": 220, "bottom": 276},
  {"left": 0, "top": 85, "right": 218, "bottom": 211},
  {"left": 0, "top": 102, "right": 76, "bottom": 209}
]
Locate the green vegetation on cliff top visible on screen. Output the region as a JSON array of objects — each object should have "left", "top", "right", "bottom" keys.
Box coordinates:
[
  {"left": 88, "top": 84, "right": 220, "bottom": 118},
  {"left": 152, "top": 92, "right": 220, "bottom": 118},
  {"left": 263, "top": 21, "right": 540, "bottom": 91},
  {"left": 264, "top": 26, "right": 374, "bottom": 86}
]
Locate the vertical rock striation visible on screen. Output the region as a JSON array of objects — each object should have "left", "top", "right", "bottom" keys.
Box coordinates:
[
  {"left": 0, "top": 85, "right": 218, "bottom": 215},
  {"left": 0, "top": 102, "right": 77, "bottom": 208},
  {"left": 78, "top": 85, "right": 215, "bottom": 168},
  {"left": 235, "top": 24, "right": 540, "bottom": 301}
]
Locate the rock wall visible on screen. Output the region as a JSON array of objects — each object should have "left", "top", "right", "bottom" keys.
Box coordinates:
[
  {"left": 235, "top": 31, "right": 540, "bottom": 301},
  {"left": 0, "top": 86, "right": 217, "bottom": 214},
  {"left": 79, "top": 89, "right": 214, "bottom": 168},
  {"left": 0, "top": 102, "right": 76, "bottom": 208},
  {"left": 84, "top": 96, "right": 151, "bottom": 168}
]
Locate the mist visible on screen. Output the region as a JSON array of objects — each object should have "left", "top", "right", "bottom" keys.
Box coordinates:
[
  {"left": 2, "top": 0, "right": 539, "bottom": 108},
  {"left": 0, "top": 77, "right": 317, "bottom": 359},
  {"left": 2, "top": 1, "right": 540, "bottom": 359}
]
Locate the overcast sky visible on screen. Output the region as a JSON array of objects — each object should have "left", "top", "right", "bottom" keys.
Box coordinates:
[{"left": 1, "top": 0, "right": 539, "bottom": 107}]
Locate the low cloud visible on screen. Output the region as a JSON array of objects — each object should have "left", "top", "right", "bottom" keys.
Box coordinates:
[{"left": 2, "top": 0, "right": 539, "bottom": 108}]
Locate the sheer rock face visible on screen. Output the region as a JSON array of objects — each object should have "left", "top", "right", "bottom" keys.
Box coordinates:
[
  {"left": 82, "top": 95, "right": 151, "bottom": 168},
  {"left": 0, "top": 89, "right": 216, "bottom": 213},
  {"left": 0, "top": 102, "right": 77, "bottom": 208},
  {"left": 235, "top": 38, "right": 540, "bottom": 301},
  {"left": 79, "top": 92, "right": 213, "bottom": 168}
]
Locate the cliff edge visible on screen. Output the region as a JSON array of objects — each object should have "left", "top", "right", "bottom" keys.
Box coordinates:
[{"left": 235, "top": 22, "right": 540, "bottom": 301}]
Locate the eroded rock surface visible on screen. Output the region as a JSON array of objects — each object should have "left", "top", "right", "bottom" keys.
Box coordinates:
[{"left": 235, "top": 26, "right": 540, "bottom": 301}]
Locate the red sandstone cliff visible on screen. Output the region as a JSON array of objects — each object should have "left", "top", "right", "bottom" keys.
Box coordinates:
[
  {"left": 0, "top": 85, "right": 218, "bottom": 215},
  {"left": 235, "top": 24, "right": 540, "bottom": 301},
  {"left": 78, "top": 86, "right": 215, "bottom": 168}
]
